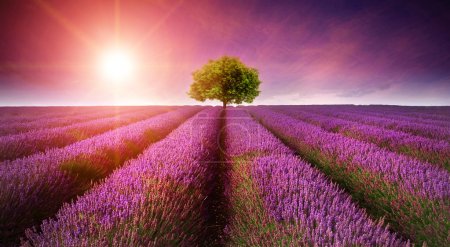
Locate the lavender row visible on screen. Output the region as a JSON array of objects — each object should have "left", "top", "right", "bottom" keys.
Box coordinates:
[
  {"left": 224, "top": 109, "right": 406, "bottom": 246},
  {"left": 0, "top": 107, "right": 171, "bottom": 162},
  {"left": 0, "top": 106, "right": 116, "bottom": 125},
  {"left": 0, "top": 106, "right": 157, "bottom": 136},
  {"left": 224, "top": 109, "right": 302, "bottom": 245},
  {"left": 348, "top": 108, "right": 450, "bottom": 129},
  {"left": 397, "top": 111, "right": 450, "bottom": 122},
  {"left": 225, "top": 144, "right": 305, "bottom": 245},
  {"left": 251, "top": 107, "right": 450, "bottom": 199},
  {"left": 297, "top": 106, "right": 450, "bottom": 142},
  {"left": 353, "top": 105, "right": 450, "bottom": 120},
  {"left": 321, "top": 105, "right": 450, "bottom": 128},
  {"left": 296, "top": 105, "right": 450, "bottom": 127},
  {"left": 23, "top": 107, "right": 221, "bottom": 246},
  {"left": 273, "top": 106, "right": 450, "bottom": 169},
  {"left": 0, "top": 107, "right": 91, "bottom": 118},
  {"left": 0, "top": 107, "right": 200, "bottom": 245},
  {"left": 249, "top": 107, "right": 450, "bottom": 245},
  {"left": 307, "top": 105, "right": 450, "bottom": 119}
]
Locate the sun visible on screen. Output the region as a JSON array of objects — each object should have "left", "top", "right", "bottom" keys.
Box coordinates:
[{"left": 99, "top": 48, "right": 135, "bottom": 82}]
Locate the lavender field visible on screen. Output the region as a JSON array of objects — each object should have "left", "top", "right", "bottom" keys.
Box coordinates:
[{"left": 0, "top": 105, "right": 449, "bottom": 246}]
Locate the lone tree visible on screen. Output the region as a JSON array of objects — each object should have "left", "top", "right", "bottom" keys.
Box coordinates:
[{"left": 188, "top": 56, "right": 261, "bottom": 108}]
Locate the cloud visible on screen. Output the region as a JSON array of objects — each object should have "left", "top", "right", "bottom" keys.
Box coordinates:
[
  {"left": 337, "top": 84, "right": 392, "bottom": 98},
  {"left": 0, "top": 0, "right": 449, "bottom": 105}
]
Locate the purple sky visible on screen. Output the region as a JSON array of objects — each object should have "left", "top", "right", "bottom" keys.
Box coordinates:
[{"left": 0, "top": 0, "right": 449, "bottom": 106}]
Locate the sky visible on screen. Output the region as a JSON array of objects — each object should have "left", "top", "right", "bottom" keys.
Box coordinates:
[{"left": 0, "top": 0, "right": 449, "bottom": 106}]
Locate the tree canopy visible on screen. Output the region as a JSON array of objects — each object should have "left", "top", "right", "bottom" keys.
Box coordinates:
[{"left": 188, "top": 56, "right": 261, "bottom": 108}]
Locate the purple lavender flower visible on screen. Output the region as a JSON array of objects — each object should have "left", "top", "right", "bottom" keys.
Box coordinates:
[
  {"left": 23, "top": 107, "right": 221, "bottom": 246},
  {"left": 0, "top": 107, "right": 200, "bottom": 245}
]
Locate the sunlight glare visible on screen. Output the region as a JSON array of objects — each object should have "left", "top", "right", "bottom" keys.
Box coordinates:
[{"left": 99, "top": 48, "right": 134, "bottom": 82}]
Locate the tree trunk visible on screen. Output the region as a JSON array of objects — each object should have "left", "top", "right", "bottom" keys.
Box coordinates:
[{"left": 222, "top": 101, "right": 227, "bottom": 108}]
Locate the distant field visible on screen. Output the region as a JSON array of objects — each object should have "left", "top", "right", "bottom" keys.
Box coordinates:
[{"left": 0, "top": 105, "right": 448, "bottom": 246}]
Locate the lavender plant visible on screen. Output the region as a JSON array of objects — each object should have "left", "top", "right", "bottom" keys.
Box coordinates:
[
  {"left": 249, "top": 107, "right": 450, "bottom": 246},
  {"left": 23, "top": 107, "right": 221, "bottom": 246},
  {"left": 0, "top": 107, "right": 200, "bottom": 245},
  {"left": 225, "top": 109, "right": 406, "bottom": 246}
]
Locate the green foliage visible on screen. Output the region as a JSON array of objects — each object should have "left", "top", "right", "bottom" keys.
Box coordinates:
[
  {"left": 188, "top": 56, "right": 261, "bottom": 107},
  {"left": 60, "top": 159, "right": 105, "bottom": 181}
]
